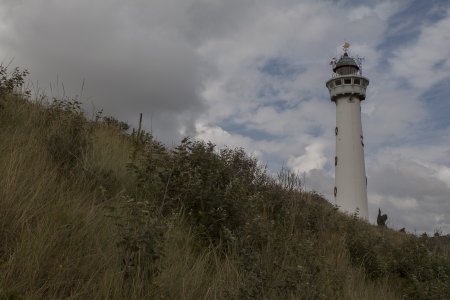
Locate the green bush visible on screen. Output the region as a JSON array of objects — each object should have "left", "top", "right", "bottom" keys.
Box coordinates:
[
  {"left": 392, "top": 238, "right": 450, "bottom": 299},
  {"left": 127, "top": 137, "right": 266, "bottom": 249},
  {"left": 345, "top": 219, "right": 450, "bottom": 299}
]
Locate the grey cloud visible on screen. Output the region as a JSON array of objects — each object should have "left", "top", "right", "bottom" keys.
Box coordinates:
[
  {"left": 0, "top": 0, "right": 207, "bottom": 143},
  {"left": 304, "top": 168, "right": 334, "bottom": 200},
  {"left": 368, "top": 158, "right": 450, "bottom": 233},
  {"left": 183, "top": 0, "right": 259, "bottom": 44}
]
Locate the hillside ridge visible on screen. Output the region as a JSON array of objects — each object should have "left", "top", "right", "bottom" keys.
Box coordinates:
[{"left": 0, "top": 68, "right": 449, "bottom": 299}]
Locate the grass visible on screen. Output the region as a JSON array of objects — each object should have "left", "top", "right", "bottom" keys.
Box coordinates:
[{"left": 0, "top": 68, "right": 449, "bottom": 299}]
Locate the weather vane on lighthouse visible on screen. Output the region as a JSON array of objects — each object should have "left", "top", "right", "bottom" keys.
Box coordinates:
[
  {"left": 325, "top": 42, "right": 370, "bottom": 220},
  {"left": 343, "top": 41, "right": 350, "bottom": 52}
]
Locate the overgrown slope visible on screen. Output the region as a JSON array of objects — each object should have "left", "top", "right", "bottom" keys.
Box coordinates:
[{"left": 0, "top": 69, "right": 449, "bottom": 299}]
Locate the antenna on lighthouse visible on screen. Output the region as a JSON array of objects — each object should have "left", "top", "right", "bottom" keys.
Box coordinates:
[{"left": 355, "top": 55, "right": 365, "bottom": 75}]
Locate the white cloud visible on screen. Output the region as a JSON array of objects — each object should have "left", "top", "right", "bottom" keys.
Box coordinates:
[
  {"left": 288, "top": 139, "right": 328, "bottom": 173},
  {"left": 363, "top": 79, "right": 427, "bottom": 144},
  {"left": 195, "top": 122, "right": 252, "bottom": 150},
  {"left": 436, "top": 166, "right": 450, "bottom": 188},
  {"left": 348, "top": 6, "right": 373, "bottom": 21},
  {"left": 347, "top": 2, "right": 402, "bottom": 22},
  {"left": 390, "top": 6, "right": 450, "bottom": 90}
]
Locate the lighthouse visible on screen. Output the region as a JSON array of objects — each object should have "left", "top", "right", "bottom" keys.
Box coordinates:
[{"left": 326, "top": 43, "right": 369, "bottom": 219}]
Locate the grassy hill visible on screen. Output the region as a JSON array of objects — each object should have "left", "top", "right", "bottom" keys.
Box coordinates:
[{"left": 0, "top": 68, "right": 449, "bottom": 299}]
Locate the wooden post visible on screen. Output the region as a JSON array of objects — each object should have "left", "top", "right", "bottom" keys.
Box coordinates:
[{"left": 137, "top": 113, "right": 143, "bottom": 139}]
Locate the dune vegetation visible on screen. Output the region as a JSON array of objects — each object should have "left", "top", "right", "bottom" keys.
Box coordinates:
[{"left": 0, "top": 67, "right": 449, "bottom": 299}]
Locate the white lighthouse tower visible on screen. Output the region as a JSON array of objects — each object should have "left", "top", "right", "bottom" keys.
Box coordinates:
[{"left": 326, "top": 43, "right": 369, "bottom": 219}]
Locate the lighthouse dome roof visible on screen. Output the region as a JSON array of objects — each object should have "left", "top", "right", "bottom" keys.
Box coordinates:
[{"left": 333, "top": 53, "right": 360, "bottom": 75}]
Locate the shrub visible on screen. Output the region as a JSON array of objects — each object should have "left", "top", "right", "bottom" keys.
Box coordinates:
[
  {"left": 45, "top": 99, "right": 92, "bottom": 171},
  {"left": 0, "top": 66, "right": 29, "bottom": 98},
  {"left": 392, "top": 237, "right": 450, "bottom": 299},
  {"left": 103, "top": 116, "right": 129, "bottom": 131},
  {"left": 127, "top": 137, "right": 266, "bottom": 249},
  {"left": 169, "top": 139, "right": 267, "bottom": 248},
  {"left": 113, "top": 195, "right": 167, "bottom": 283},
  {"left": 344, "top": 219, "right": 450, "bottom": 299}
]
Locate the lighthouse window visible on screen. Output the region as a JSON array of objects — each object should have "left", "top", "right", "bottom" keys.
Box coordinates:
[
  {"left": 335, "top": 127, "right": 338, "bottom": 136},
  {"left": 335, "top": 79, "right": 342, "bottom": 86},
  {"left": 335, "top": 156, "right": 338, "bottom": 166},
  {"left": 354, "top": 78, "right": 361, "bottom": 85},
  {"left": 344, "top": 78, "right": 351, "bottom": 84},
  {"left": 334, "top": 187, "right": 337, "bottom": 197}
]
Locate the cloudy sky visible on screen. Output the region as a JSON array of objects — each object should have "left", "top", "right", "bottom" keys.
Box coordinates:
[{"left": 1, "top": 0, "right": 449, "bottom": 234}]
